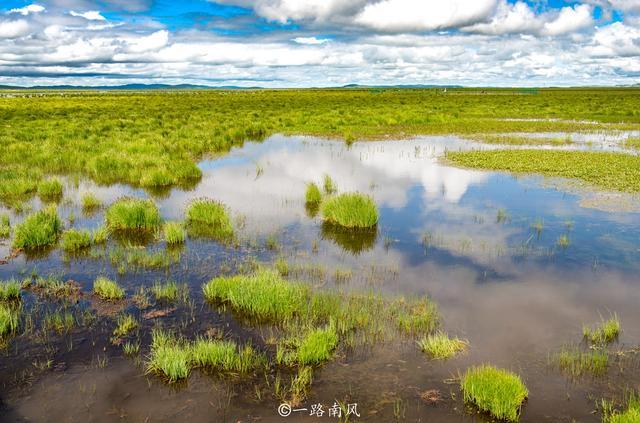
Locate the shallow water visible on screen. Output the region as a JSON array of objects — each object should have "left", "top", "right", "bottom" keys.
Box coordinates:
[{"left": 1, "top": 135, "right": 640, "bottom": 422}]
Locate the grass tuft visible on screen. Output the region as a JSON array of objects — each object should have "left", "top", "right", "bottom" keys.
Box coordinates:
[
  {"left": 151, "top": 280, "right": 185, "bottom": 304},
  {"left": 461, "top": 365, "right": 528, "bottom": 422},
  {"left": 0, "top": 280, "right": 21, "bottom": 302},
  {"left": 321, "top": 192, "right": 378, "bottom": 229},
  {"left": 146, "top": 330, "right": 191, "bottom": 383},
  {"left": 305, "top": 182, "right": 322, "bottom": 205},
  {"left": 185, "top": 198, "right": 234, "bottom": 241},
  {"left": 13, "top": 205, "right": 62, "bottom": 249},
  {"left": 0, "top": 304, "right": 19, "bottom": 337},
  {"left": 0, "top": 213, "right": 10, "bottom": 238},
  {"left": 323, "top": 174, "right": 337, "bottom": 195},
  {"left": 60, "top": 228, "right": 93, "bottom": 252},
  {"left": 93, "top": 277, "right": 125, "bottom": 301},
  {"left": 418, "top": 331, "right": 468, "bottom": 360},
  {"left": 113, "top": 314, "right": 137, "bottom": 338},
  {"left": 105, "top": 197, "right": 161, "bottom": 232},
  {"left": 296, "top": 325, "right": 339, "bottom": 366},
  {"left": 553, "top": 346, "right": 608, "bottom": 377},
  {"left": 163, "top": 221, "right": 186, "bottom": 245},
  {"left": 583, "top": 314, "right": 621, "bottom": 345},
  {"left": 37, "top": 178, "right": 63, "bottom": 201},
  {"left": 81, "top": 192, "right": 102, "bottom": 213}
]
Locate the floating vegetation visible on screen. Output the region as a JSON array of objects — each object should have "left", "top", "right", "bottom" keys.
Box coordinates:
[
  {"left": 13, "top": 205, "right": 62, "bottom": 249},
  {"left": 461, "top": 365, "right": 528, "bottom": 422},
  {"left": 93, "top": 277, "right": 125, "bottom": 301},
  {"left": 583, "top": 314, "right": 621, "bottom": 345},
  {"left": 81, "top": 192, "right": 102, "bottom": 213},
  {"left": 321, "top": 193, "right": 378, "bottom": 229},
  {"left": 105, "top": 197, "right": 161, "bottom": 232},
  {"left": 163, "top": 221, "right": 186, "bottom": 245},
  {"left": 185, "top": 198, "right": 234, "bottom": 241},
  {"left": 418, "top": 331, "right": 468, "bottom": 360},
  {"left": 552, "top": 346, "right": 608, "bottom": 377},
  {"left": 37, "top": 178, "right": 63, "bottom": 202},
  {"left": 60, "top": 228, "right": 93, "bottom": 252}
]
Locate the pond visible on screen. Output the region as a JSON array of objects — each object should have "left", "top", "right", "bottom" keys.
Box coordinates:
[{"left": 1, "top": 134, "right": 639, "bottom": 422}]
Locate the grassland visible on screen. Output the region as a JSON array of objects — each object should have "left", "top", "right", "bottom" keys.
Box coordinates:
[
  {"left": 1, "top": 89, "right": 639, "bottom": 207},
  {"left": 446, "top": 150, "right": 640, "bottom": 193}
]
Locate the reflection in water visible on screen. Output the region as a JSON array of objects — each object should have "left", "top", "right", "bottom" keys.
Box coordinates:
[{"left": 320, "top": 222, "right": 378, "bottom": 255}]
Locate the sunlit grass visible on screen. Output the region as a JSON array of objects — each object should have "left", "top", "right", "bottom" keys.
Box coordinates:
[
  {"left": 583, "top": 314, "right": 621, "bottom": 345},
  {"left": 13, "top": 205, "right": 62, "bottom": 249},
  {"left": 395, "top": 298, "right": 439, "bottom": 335},
  {"left": 0, "top": 304, "right": 19, "bottom": 337},
  {"left": 305, "top": 182, "right": 322, "bottom": 205},
  {"left": 43, "top": 310, "right": 75, "bottom": 333},
  {"left": 60, "top": 228, "right": 93, "bottom": 252},
  {"left": 321, "top": 192, "right": 378, "bottom": 229},
  {"left": 553, "top": 346, "right": 608, "bottom": 377},
  {"left": 602, "top": 390, "right": 640, "bottom": 423},
  {"left": 151, "top": 280, "right": 185, "bottom": 303},
  {"left": 163, "top": 221, "right": 186, "bottom": 245},
  {"left": 81, "top": 192, "right": 102, "bottom": 213},
  {"left": 461, "top": 365, "right": 528, "bottom": 422},
  {"left": 296, "top": 325, "right": 339, "bottom": 366},
  {"left": 0, "top": 280, "right": 21, "bottom": 302},
  {"left": 323, "top": 174, "right": 337, "bottom": 195},
  {"left": 37, "top": 178, "right": 63, "bottom": 201},
  {"left": 146, "top": 330, "right": 191, "bottom": 383},
  {"left": 113, "top": 314, "right": 137, "bottom": 338},
  {"left": 185, "top": 198, "right": 234, "bottom": 241},
  {"left": 105, "top": 197, "right": 161, "bottom": 232},
  {"left": 418, "top": 331, "right": 468, "bottom": 360},
  {"left": 0, "top": 213, "right": 10, "bottom": 238},
  {"left": 93, "top": 276, "right": 125, "bottom": 301}
]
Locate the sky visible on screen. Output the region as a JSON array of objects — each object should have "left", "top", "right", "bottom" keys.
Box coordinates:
[{"left": 0, "top": 0, "right": 639, "bottom": 87}]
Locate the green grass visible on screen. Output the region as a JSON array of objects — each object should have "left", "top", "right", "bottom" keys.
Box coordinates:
[
  {"left": 395, "top": 298, "right": 439, "bottom": 335},
  {"left": 12, "top": 205, "right": 62, "bottom": 249},
  {"left": 150, "top": 280, "right": 184, "bottom": 303},
  {"left": 474, "top": 134, "right": 573, "bottom": 146},
  {"left": 37, "top": 178, "right": 63, "bottom": 201},
  {"left": 321, "top": 193, "right": 378, "bottom": 229},
  {"left": 185, "top": 199, "right": 234, "bottom": 241},
  {"left": 146, "top": 330, "right": 192, "bottom": 383},
  {"left": 0, "top": 304, "right": 19, "bottom": 337},
  {"left": 418, "top": 331, "right": 468, "bottom": 360},
  {"left": 92, "top": 225, "right": 109, "bottom": 244},
  {"left": 60, "top": 228, "right": 93, "bottom": 252},
  {"left": 557, "top": 234, "right": 570, "bottom": 248},
  {"left": 43, "top": 311, "right": 75, "bottom": 333},
  {"left": 323, "top": 174, "right": 337, "bottom": 195},
  {"left": 603, "top": 391, "right": 640, "bottom": 423},
  {"left": 108, "top": 247, "right": 180, "bottom": 271},
  {"left": 305, "top": 182, "right": 322, "bottom": 205},
  {"left": 583, "top": 314, "right": 621, "bottom": 345},
  {"left": 0, "top": 213, "right": 10, "bottom": 238},
  {"left": 105, "top": 198, "right": 161, "bottom": 232},
  {"left": 447, "top": 149, "right": 640, "bottom": 193},
  {"left": 461, "top": 365, "right": 528, "bottom": 422},
  {"left": 553, "top": 346, "right": 608, "bottom": 377},
  {"left": 0, "top": 280, "right": 21, "bottom": 302},
  {"left": 32, "top": 276, "right": 79, "bottom": 298},
  {"left": 93, "top": 277, "right": 125, "bottom": 301},
  {"left": 296, "top": 325, "right": 339, "bottom": 366},
  {"left": 81, "top": 192, "right": 102, "bottom": 213},
  {"left": 113, "top": 314, "right": 137, "bottom": 338},
  {"left": 163, "top": 221, "right": 186, "bottom": 245}
]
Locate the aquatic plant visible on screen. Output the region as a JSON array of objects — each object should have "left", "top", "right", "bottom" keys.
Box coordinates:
[
  {"left": 583, "top": 314, "right": 621, "bottom": 345},
  {"left": 93, "top": 277, "right": 125, "bottom": 301},
  {"left": 323, "top": 174, "right": 337, "bottom": 195},
  {"left": 305, "top": 182, "right": 322, "bottom": 205},
  {"left": 60, "top": 228, "right": 92, "bottom": 252},
  {"left": 92, "top": 225, "right": 109, "bottom": 244},
  {"left": 275, "top": 256, "right": 289, "bottom": 277},
  {"left": 163, "top": 221, "right": 186, "bottom": 245},
  {"left": 553, "top": 346, "right": 608, "bottom": 377},
  {"left": 43, "top": 311, "right": 75, "bottom": 333},
  {"left": 296, "top": 325, "right": 339, "bottom": 366},
  {"left": 418, "top": 332, "right": 468, "bottom": 360},
  {"left": 146, "top": 330, "right": 191, "bottom": 383},
  {"left": 113, "top": 314, "right": 137, "bottom": 338},
  {"left": 185, "top": 198, "right": 234, "bottom": 241},
  {"left": 0, "top": 280, "right": 21, "bottom": 302},
  {"left": 105, "top": 197, "right": 161, "bottom": 232},
  {"left": 190, "top": 338, "right": 263, "bottom": 373},
  {"left": 557, "top": 234, "right": 570, "bottom": 248},
  {"left": 602, "top": 391, "right": 640, "bottom": 423},
  {"left": 0, "top": 304, "right": 19, "bottom": 337},
  {"left": 0, "top": 213, "right": 10, "bottom": 238},
  {"left": 37, "top": 178, "right": 63, "bottom": 201},
  {"left": 32, "top": 276, "right": 79, "bottom": 299},
  {"left": 123, "top": 341, "right": 140, "bottom": 356},
  {"left": 151, "top": 280, "right": 185, "bottom": 303},
  {"left": 321, "top": 193, "right": 378, "bottom": 229},
  {"left": 13, "top": 206, "right": 62, "bottom": 249},
  {"left": 81, "top": 192, "right": 102, "bottom": 213},
  {"left": 395, "top": 298, "right": 439, "bottom": 335},
  {"left": 461, "top": 365, "right": 528, "bottom": 422}
]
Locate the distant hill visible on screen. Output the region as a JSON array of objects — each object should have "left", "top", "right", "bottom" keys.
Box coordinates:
[
  {"left": 0, "top": 83, "right": 261, "bottom": 90},
  {"left": 341, "top": 84, "right": 464, "bottom": 89}
]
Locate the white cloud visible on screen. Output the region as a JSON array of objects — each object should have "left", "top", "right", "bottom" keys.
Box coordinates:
[
  {"left": 293, "top": 36, "right": 329, "bottom": 45},
  {"left": 354, "top": 0, "right": 498, "bottom": 32},
  {"left": 542, "top": 4, "right": 594, "bottom": 36},
  {"left": 0, "top": 19, "right": 30, "bottom": 39},
  {"left": 70, "top": 10, "right": 107, "bottom": 21},
  {"left": 216, "top": 0, "right": 369, "bottom": 24},
  {"left": 587, "top": 22, "right": 640, "bottom": 57},
  {"left": 8, "top": 4, "right": 45, "bottom": 15}
]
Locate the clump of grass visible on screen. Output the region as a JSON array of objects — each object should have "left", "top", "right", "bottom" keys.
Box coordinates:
[
  {"left": 583, "top": 314, "right": 621, "bottom": 345},
  {"left": 461, "top": 365, "right": 528, "bottom": 422},
  {"left": 105, "top": 197, "right": 161, "bottom": 232},
  {"left": 323, "top": 174, "right": 337, "bottom": 195},
  {"left": 32, "top": 276, "right": 79, "bottom": 299},
  {"left": 92, "top": 225, "right": 109, "bottom": 244},
  {"left": 123, "top": 341, "right": 140, "bottom": 356},
  {"left": 151, "top": 281, "right": 185, "bottom": 304},
  {"left": 60, "top": 228, "right": 93, "bottom": 252},
  {"left": 553, "top": 346, "right": 608, "bottom": 377},
  {"left": 275, "top": 256, "right": 289, "bottom": 276},
  {"left": 418, "top": 331, "right": 468, "bottom": 360},
  {"left": 163, "top": 221, "right": 186, "bottom": 245},
  {"left": 0, "top": 280, "right": 21, "bottom": 302},
  {"left": 81, "top": 192, "right": 102, "bottom": 213},
  {"left": 43, "top": 311, "right": 75, "bottom": 333},
  {"left": 0, "top": 304, "right": 19, "bottom": 337},
  {"left": 146, "top": 330, "right": 191, "bottom": 383},
  {"left": 296, "top": 325, "right": 339, "bottom": 366},
  {"left": 113, "top": 314, "right": 137, "bottom": 338},
  {"left": 395, "top": 298, "right": 439, "bottom": 335},
  {"left": 37, "top": 178, "right": 63, "bottom": 201},
  {"left": 185, "top": 198, "right": 234, "bottom": 241},
  {"left": 602, "top": 391, "right": 640, "bottom": 423},
  {"left": 190, "top": 338, "right": 263, "bottom": 373},
  {"left": 13, "top": 205, "right": 62, "bottom": 249},
  {"left": 305, "top": 182, "right": 322, "bottom": 205},
  {"left": 321, "top": 192, "right": 378, "bottom": 229},
  {"left": 93, "top": 277, "right": 125, "bottom": 301},
  {"left": 557, "top": 234, "right": 570, "bottom": 248},
  {"left": 0, "top": 213, "right": 10, "bottom": 238}
]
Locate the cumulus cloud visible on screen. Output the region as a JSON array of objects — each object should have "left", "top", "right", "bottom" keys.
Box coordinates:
[
  {"left": 293, "top": 36, "right": 329, "bottom": 45},
  {"left": 8, "top": 4, "right": 45, "bottom": 15},
  {"left": 587, "top": 22, "right": 640, "bottom": 57},
  {"left": 542, "top": 4, "right": 594, "bottom": 36},
  {"left": 0, "top": 20, "right": 31, "bottom": 38},
  {"left": 70, "top": 10, "right": 107, "bottom": 21}
]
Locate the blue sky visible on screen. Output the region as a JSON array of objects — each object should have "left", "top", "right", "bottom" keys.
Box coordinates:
[{"left": 0, "top": 0, "right": 638, "bottom": 87}]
